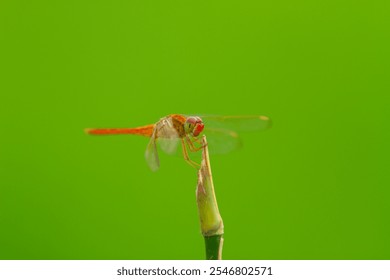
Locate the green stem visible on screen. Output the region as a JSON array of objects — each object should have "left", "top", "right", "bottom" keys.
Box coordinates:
[
  {"left": 196, "top": 136, "right": 224, "bottom": 260},
  {"left": 205, "top": 235, "right": 224, "bottom": 260}
]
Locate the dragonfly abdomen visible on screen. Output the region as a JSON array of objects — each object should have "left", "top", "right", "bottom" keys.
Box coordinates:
[{"left": 86, "top": 125, "right": 155, "bottom": 137}]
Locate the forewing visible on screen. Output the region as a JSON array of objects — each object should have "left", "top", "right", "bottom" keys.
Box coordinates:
[
  {"left": 202, "top": 115, "right": 271, "bottom": 132},
  {"left": 155, "top": 117, "right": 180, "bottom": 155}
]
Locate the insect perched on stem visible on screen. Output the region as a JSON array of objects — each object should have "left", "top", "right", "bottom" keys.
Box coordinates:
[{"left": 86, "top": 114, "right": 270, "bottom": 171}]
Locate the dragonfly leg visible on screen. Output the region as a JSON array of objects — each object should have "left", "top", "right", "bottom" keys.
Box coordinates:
[
  {"left": 185, "top": 135, "right": 205, "bottom": 152},
  {"left": 181, "top": 138, "right": 200, "bottom": 168},
  {"left": 190, "top": 135, "right": 203, "bottom": 145}
]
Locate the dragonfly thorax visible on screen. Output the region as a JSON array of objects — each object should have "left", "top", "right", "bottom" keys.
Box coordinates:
[{"left": 184, "top": 116, "right": 204, "bottom": 137}]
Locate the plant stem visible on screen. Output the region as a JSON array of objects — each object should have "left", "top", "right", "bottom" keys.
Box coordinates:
[
  {"left": 196, "top": 136, "right": 224, "bottom": 260},
  {"left": 204, "top": 235, "right": 224, "bottom": 260}
]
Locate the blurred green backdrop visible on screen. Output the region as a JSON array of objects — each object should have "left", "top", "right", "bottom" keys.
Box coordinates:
[{"left": 1, "top": 1, "right": 389, "bottom": 259}]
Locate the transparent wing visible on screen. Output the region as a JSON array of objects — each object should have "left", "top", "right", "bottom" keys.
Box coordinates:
[
  {"left": 156, "top": 120, "right": 180, "bottom": 155},
  {"left": 193, "top": 115, "right": 271, "bottom": 154},
  {"left": 201, "top": 127, "right": 242, "bottom": 155},
  {"left": 201, "top": 115, "right": 271, "bottom": 132},
  {"left": 144, "top": 130, "right": 160, "bottom": 172}
]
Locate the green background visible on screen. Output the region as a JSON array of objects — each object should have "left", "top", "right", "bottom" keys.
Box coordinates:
[{"left": 1, "top": 1, "right": 389, "bottom": 259}]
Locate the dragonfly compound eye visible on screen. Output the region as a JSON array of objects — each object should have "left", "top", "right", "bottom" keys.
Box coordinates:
[
  {"left": 193, "top": 123, "right": 204, "bottom": 137},
  {"left": 186, "top": 117, "right": 197, "bottom": 124}
]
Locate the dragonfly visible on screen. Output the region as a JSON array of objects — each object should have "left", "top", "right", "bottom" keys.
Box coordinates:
[{"left": 86, "top": 114, "right": 271, "bottom": 171}]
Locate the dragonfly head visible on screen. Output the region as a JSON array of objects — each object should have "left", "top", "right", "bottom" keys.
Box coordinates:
[{"left": 185, "top": 116, "right": 204, "bottom": 137}]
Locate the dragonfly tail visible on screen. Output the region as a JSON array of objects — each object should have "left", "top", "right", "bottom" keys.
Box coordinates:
[{"left": 85, "top": 125, "right": 154, "bottom": 137}]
